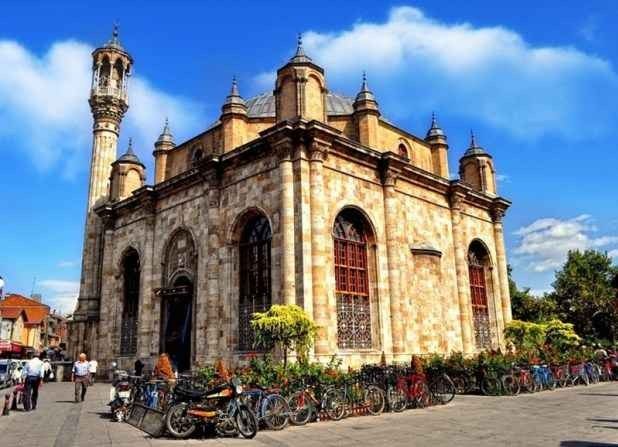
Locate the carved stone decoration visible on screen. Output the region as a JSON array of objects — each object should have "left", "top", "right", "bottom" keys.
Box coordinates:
[
  {"left": 309, "top": 138, "right": 329, "bottom": 162},
  {"left": 163, "top": 229, "right": 196, "bottom": 286}
]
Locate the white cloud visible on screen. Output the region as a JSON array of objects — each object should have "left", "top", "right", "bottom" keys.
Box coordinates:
[
  {"left": 0, "top": 40, "right": 205, "bottom": 177},
  {"left": 609, "top": 249, "right": 618, "bottom": 259},
  {"left": 495, "top": 174, "right": 510, "bottom": 183},
  {"left": 38, "top": 279, "right": 79, "bottom": 315},
  {"left": 260, "top": 6, "right": 618, "bottom": 140},
  {"left": 514, "top": 215, "right": 618, "bottom": 272}
]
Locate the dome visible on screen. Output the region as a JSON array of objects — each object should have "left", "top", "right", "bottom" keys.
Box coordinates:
[
  {"left": 463, "top": 132, "right": 490, "bottom": 157},
  {"left": 115, "top": 139, "right": 144, "bottom": 166},
  {"left": 103, "top": 24, "right": 126, "bottom": 52},
  {"left": 244, "top": 91, "right": 354, "bottom": 118},
  {"left": 426, "top": 113, "right": 446, "bottom": 140},
  {"left": 156, "top": 118, "right": 175, "bottom": 146}
]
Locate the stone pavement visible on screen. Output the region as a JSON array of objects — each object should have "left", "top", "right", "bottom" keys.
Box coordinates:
[{"left": 0, "top": 381, "right": 617, "bottom": 446}]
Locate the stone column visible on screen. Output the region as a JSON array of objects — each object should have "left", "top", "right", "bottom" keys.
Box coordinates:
[
  {"left": 382, "top": 169, "right": 404, "bottom": 355},
  {"left": 309, "top": 139, "right": 330, "bottom": 356},
  {"left": 204, "top": 170, "right": 222, "bottom": 363},
  {"left": 491, "top": 207, "right": 512, "bottom": 324},
  {"left": 450, "top": 191, "right": 474, "bottom": 353},
  {"left": 98, "top": 225, "right": 115, "bottom": 363},
  {"left": 276, "top": 139, "right": 296, "bottom": 306},
  {"left": 138, "top": 210, "right": 156, "bottom": 359}
]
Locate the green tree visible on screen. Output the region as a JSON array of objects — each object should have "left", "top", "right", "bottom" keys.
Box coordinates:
[
  {"left": 508, "top": 265, "right": 556, "bottom": 322},
  {"left": 251, "top": 304, "right": 318, "bottom": 368},
  {"left": 549, "top": 250, "right": 618, "bottom": 340}
]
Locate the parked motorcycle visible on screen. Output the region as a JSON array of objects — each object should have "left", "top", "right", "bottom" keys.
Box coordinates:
[
  {"left": 108, "top": 361, "right": 131, "bottom": 422},
  {"left": 165, "top": 376, "right": 258, "bottom": 439}
]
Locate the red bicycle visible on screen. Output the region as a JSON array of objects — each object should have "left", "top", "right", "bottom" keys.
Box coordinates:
[{"left": 395, "top": 370, "right": 431, "bottom": 409}]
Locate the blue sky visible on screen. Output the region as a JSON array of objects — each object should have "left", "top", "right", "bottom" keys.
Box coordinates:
[{"left": 1, "top": 1, "right": 617, "bottom": 313}]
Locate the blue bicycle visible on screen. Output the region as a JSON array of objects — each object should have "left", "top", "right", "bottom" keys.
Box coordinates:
[{"left": 531, "top": 364, "right": 555, "bottom": 391}]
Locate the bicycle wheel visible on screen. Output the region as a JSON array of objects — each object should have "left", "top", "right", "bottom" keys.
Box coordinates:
[
  {"left": 590, "top": 365, "right": 601, "bottom": 384},
  {"left": 364, "top": 385, "right": 385, "bottom": 415},
  {"left": 501, "top": 375, "right": 520, "bottom": 396},
  {"left": 322, "top": 388, "right": 346, "bottom": 421},
  {"left": 387, "top": 386, "right": 407, "bottom": 412},
  {"left": 261, "top": 394, "right": 289, "bottom": 430},
  {"left": 451, "top": 376, "right": 467, "bottom": 394},
  {"left": 430, "top": 376, "right": 456, "bottom": 404},
  {"left": 480, "top": 377, "right": 501, "bottom": 396},
  {"left": 235, "top": 404, "right": 258, "bottom": 439},
  {"left": 286, "top": 391, "right": 312, "bottom": 426}
]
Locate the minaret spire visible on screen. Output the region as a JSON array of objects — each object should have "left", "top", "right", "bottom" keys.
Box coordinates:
[{"left": 289, "top": 33, "right": 312, "bottom": 63}]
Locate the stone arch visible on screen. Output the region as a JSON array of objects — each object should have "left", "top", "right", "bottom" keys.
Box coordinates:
[
  {"left": 162, "top": 227, "right": 197, "bottom": 287},
  {"left": 329, "top": 204, "right": 378, "bottom": 246},
  {"left": 227, "top": 206, "right": 274, "bottom": 245},
  {"left": 397, "top": 139, "right": 411, "bottom": 160}
]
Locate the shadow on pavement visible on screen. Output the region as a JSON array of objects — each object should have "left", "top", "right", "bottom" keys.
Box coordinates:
[
  {"left": 561, "top": 442, "right": 618, "bottom": 446},
  {"left": 54, "top": 400, "right": 77, "bottom": 403},
  {"left": 587, "top": 419, "right": 618, "bottom": 424},
  {"left": 579, "top": 393, "right": 618, "bottom": 397}
]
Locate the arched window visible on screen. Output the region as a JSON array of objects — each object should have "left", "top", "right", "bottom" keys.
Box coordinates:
[
  {"left": 238, "top": 215, "right": 272, "bottom": 350},
  {"left": 333, "top": 209, "right": 372, "bottom": 349},
  {"left": 398, "top": 143, "right": 409, "bottom": 159},
  {"left": 468, "top": 241, "right": 491, "bottom": 349},
  {"left": 120, "top": 248, "right": 140, "bottom": 355}
]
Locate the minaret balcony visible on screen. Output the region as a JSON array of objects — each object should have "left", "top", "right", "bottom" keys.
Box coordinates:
[{"left": 91, "top": 85, "right": 128, "bottom": 101}]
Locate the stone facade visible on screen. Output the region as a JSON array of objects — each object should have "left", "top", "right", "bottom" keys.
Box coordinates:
[{"left": 70, "top": 32, "right": 511, "bottom": 371}]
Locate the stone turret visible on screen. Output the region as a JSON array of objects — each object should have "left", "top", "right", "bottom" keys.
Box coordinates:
[
  {"left": 110, "top": 138, "right": 146, "bottom": 201},
  {"left": 221, "top": 77, "right": 248, "bottom": 152},
  {"left": 459, "top": 132, "right": 497, "bottom": 195},
  {"left": 425, "top": 113, "right": 449, "bottom": 178},
  {"left": 153, "top": 118, "right": 175, "bottom": 183},
  {"left": 275, "top": 34, "right": 327, "bottom": 123},
  {"left": 353, "top": 72, "right": 380, "bottom": 148}
]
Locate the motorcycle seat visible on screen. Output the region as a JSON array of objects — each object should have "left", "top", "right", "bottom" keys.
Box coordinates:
[{"left": 175, "top": 386, "right": 208, "bottom": 400}]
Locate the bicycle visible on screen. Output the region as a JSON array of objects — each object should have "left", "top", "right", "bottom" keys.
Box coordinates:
[
  {"left": 241, "top": 385, "right": 290, "bottom": 430},
  {"left": 328, "top": 374, "right": 385, "bottom": 417},
  {"left": 286, "top": 380, "right": 345, "bottom": 425},
  {"left": 531, "top": 364, "right": 555, "bottom": 391},
  {"left": 428, "top": 372, "right": 456, "bottom": 404}
]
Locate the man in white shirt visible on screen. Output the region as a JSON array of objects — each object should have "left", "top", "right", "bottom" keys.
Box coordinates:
[
  {"left": 22, "top": 352, "right": 45, "bottom": 411},
  {"left": 88, "top": 359, "right": 98, "bottom": 384},
  {"left": 72, "top": 353, "right": 90, "bottom": 402}
]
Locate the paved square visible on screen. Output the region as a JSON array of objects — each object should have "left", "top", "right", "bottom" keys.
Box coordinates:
[{"left": 0, "top": 382, "right": 617, "bottom": 446}]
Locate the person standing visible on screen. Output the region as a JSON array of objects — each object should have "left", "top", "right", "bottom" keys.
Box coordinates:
[
  {"left": 88, "top": 358, "right": 98, "bottom": 384},
  {"left": 42, "top": 359, "right": 52, "bottom": 383},
  {"left": 22, "top": 352, "right": 45, "bottom": 411},
  {"left": 72, "top": 353, "right": 90, "bottom": 403}
]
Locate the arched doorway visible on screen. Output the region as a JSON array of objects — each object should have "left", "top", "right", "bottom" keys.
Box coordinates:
[
  {"left": 120, "top": 248, "right": 140, "bottom": 355},
  {"left": 160, "top": 229, "right": 196, "bottom": 372},
  {"left": 238, "top": 214, "right": 272, "bottom": 351},
  {"left": 161, "top": 276, "right": 193, "bottom": 372},
  {"left": 333, "top": 208, "right": 374, "bottom": 350},
  {"left": 468, "top": 240, "right": 492, "bottom": 349}
]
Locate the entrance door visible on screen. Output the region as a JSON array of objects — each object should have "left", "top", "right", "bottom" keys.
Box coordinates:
[{"left": 160, "top": 277, "right": 193, "bottom": 372}]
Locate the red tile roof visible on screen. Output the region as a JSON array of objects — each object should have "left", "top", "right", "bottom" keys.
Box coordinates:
[
  {"left": 0, "top": 307, "right": 26, "bottom": 320},
  {"left": 0, "top": 293, "right": 50, "bottom": 324}
]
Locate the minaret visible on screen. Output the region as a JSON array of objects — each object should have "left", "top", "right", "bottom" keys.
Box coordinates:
[
  {"left": 87, "top": 24, "right": 133, "bottom": 210},
  {"left": 425, "top": 112, "right": 449, "bottom": 178},
  {"left": 153, "top": 118, "right": 175, "bottom": 183},
  {"left": 353, "top": 72, "right": 380, "bottom": 148},
  {"left": 73, "top": 26, "right": 132, "bottom": 328},
  {"left": 459, "top": 131, "right": 497, "bottom": 195},
  {"left": 221, "top": 77, "right": 248, "bottom": 152}
]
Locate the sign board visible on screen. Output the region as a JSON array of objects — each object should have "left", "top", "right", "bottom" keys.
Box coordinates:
[{"left": 126, "top": 403, "right": 166, "bottom": 438}]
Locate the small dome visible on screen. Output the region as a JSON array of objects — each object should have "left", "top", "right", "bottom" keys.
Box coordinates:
[
  {"left": 289, "top": 34, "right": 313, "bottom": 64},
  {"left": 116, "top": 138, "right": 144, "bottom": 166},
  {"left": 223, "top": 77, "right": 246, "bottom": 108},
  {"left": 156, "top": 118, "right": 175, "bottom": 146},
  {"left": 426, "top": 112, "right": 446, "bottom": 140},
  {"left": 354, "top": 72, "right": 377, "bottom": 104},
  {"left": 463, "top": 131, "right": 489, "bottom": 157}
]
